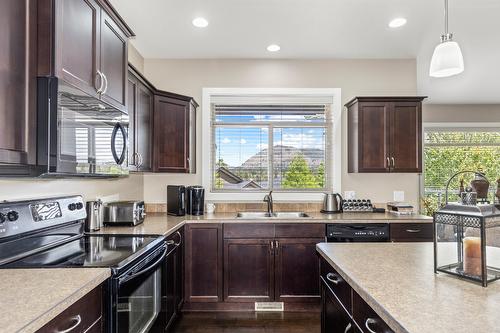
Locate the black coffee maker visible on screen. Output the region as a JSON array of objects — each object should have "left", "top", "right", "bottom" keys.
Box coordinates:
[{"left": 186, "top": 186, "right": 205, "bottom": 215}]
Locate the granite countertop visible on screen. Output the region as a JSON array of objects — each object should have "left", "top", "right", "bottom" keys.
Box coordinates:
[
  {"left": 0, "top": 268, "right": 110, "bottom": 333},
  {"left": 94, "top": 212, "right": 431, "bottom": 237},
  {"left": 316, "top": 242, "right": 500, "bottom": 333}
]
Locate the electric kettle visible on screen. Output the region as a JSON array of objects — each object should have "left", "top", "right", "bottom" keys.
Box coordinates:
[{"left": 322, "top": 192, "right": 343, "bottom": 214}]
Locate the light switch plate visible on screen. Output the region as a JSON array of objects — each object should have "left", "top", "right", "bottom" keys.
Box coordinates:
[
  {"left": 344, "top": 191, "right": 356, "bottom": 200},
  {"left": 393, "top": 191, "right": 405, "bottom": 202}
]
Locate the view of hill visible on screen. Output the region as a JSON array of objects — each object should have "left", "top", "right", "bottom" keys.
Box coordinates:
[{"left": 239, "top": 145, "right": 324, "bottom": 170}]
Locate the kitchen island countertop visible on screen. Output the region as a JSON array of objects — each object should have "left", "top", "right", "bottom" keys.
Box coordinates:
[{"left": 316, "top": 242, "right": 500, "bottom": 333}]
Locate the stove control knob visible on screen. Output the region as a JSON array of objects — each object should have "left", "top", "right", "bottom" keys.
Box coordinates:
[
  {"left": 7, "top": 211, "right": 18, "bottom": 222},
  {"left": 68, "top": 203, "right": 77, "bottom": 211},
  {"left": 76, "top": 202, "right": 83, "bottom": 210},
  {"left": 0, "top": 213, "right": 5, "bottom": 223}
]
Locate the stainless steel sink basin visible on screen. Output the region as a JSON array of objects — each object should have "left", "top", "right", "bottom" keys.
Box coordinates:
[{"left": 236, "top": 212, "right": 310, "bottom": 219}]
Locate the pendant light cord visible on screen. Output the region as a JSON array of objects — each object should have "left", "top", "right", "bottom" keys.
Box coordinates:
[{"left": 444, "top": 0, "right": 449, "bottom": 35}]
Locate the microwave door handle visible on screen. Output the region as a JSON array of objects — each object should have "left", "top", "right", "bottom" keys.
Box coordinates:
[
  {"left": 111, "top": 123, "right": 127, "bottom": 165},
  {"left": 119, "top": 246, "right": 168, "bottom": 285}
]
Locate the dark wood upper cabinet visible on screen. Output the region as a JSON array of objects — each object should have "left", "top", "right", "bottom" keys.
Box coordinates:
[
  {"left": 224, "top": 239, "right": 274, "bottom": 302},
  {"left": 184, "top": 224, "right": 223, "bottom": 303},
  {"left": 275, "top": 238, "right": 323, "bottom": 303},
  {"left": 153, "top": 94, "right": 197, "bottom": 173},
  {"left": 127, "top": 66, "right": 153, "bottom": 171},
  {"left": 347, "top": 97, "right": 426, "bottom": 173},
  {"left": 0, "top": 0, "right": 37, "bottom": 174},
  {"left": 99, "top": 10, "right": 127, "bottom": 111},
  {"left": 54, "top": 0, "right": 101, "bottom": 98}
]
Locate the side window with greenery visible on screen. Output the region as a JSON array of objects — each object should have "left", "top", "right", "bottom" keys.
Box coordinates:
[{"left": 422, "top": 129, "right": 500, "bottom": 216}]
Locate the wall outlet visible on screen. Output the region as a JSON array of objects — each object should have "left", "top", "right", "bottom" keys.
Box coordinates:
[
  {"left": 393, "top": 191, "right": 405, "bottom": 202},
  {"left": 344, "top": 191, "right": 356, "bottom": 200}
]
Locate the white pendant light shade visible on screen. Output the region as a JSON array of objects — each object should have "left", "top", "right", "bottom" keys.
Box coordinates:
[{"left": 429, "top": 40, "right": 464, "bottom": 78}]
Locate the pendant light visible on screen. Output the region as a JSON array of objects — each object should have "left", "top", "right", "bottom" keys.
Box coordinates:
[{"left": 429, "top": 0, "right": 464, "bottom": 78}]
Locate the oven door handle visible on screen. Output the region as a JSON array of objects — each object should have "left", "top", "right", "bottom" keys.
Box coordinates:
[
  {"left": 111, "top": 122, "right": 127, "bottom": 165},
  {"left": 119, "top": 245, "right": 168, "bottom": 285}
]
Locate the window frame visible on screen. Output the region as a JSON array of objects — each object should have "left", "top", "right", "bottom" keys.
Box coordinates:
[{"left": 202, "top": 88, "right": 342, "bottom": 202}]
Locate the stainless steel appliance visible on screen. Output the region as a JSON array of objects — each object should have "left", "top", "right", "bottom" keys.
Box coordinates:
[
  {"left": 322, "top": 192, "right": 343, "bottom": 214},
  {"left": 37, "top": 77, "right": 129, "bottom": 177},
  {"left": 85, "top": 199, "right": 104, "bottom": 231},
  {"left": 104, "top": 201, "right": 146, "bottom": 226},
  {"left": 186, "top": 186, "right": 204, "bottom": 216},
  {"left": 326, "top": 224, "right": 390, "bottom": 242},
  {"left": 0, "top": 195, "right": 169, "bottom": 333},
  {"left": 167, "top": 185, "right": 186, "bottom": 216}
]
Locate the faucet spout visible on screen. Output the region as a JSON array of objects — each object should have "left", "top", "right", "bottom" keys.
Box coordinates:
[{"left": 263, "top": 191, "right": 273, "bottom": 216}]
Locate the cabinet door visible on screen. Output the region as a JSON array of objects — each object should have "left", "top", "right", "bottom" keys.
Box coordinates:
[
  {"left": 321, "top": 282, "right": 352, "bottom": 333},
  {"left": 0, "top": 0, "right": 36, "bottom": 170},
  {"left": 174, "top": 229, "right": 184, "bottom": 311},
  {"left": 54, "top": 0, "right": 101, "bottom": 97},
  {"left": 390, "top": 102, "right": 422, "bottom": 172},
  {"left": 223, "top": 239, "right": 274, "bottom": 302},
  {"left": 127, "top": 76, "right": 137, "bottom": 168},
  {"left": 99, "top": 10, "right": 127, "bottom": 111},
  {"left": 184, "top": 224, "right": 223, "bottom": 303},
  {"left": 153, "top": 96, "right": 191, "bottom": 173},
  {"left": 135, "top": 83, "right": 153, "bottom": 171},
  {"left": 275, "top": 238, "right": 322, "bottom": 302},
  {"left": 358, "top": 102, "right": 391, "bottom": 172}
]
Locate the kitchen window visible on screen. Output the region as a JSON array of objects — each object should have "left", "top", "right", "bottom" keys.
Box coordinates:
[
  {"left": 422, "top": 125, "right": 500, "bottom": 215},
  {"left": 203, "top": 88, "right": 341, "bottom": 200}
]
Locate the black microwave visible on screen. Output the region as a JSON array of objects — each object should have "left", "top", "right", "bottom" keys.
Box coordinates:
[{"left": 37, "top": 77, "right": 129, "bottom": 177}]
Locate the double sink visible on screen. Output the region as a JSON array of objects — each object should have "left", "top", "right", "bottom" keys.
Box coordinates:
[{"left": 236, "top": 211, "right": 310, "bottom": 219}]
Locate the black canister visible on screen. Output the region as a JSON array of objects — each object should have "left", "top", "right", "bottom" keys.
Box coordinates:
[{"left": 186, "top": 186, "right": 205, "bottom": 215}]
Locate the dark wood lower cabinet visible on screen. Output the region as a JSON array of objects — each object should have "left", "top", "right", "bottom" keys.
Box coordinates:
[
  {"left": 390, "top": 223, "right": 433, "bottom": 242},
  {"left": 321, "top": 281, "right": 352, "bottom": 333},
  {"left": 224, "top": 239, "right": 274, "bottom": 302},
  {"left": 275, "top": 238, "right": 323, "bottom": 302}
]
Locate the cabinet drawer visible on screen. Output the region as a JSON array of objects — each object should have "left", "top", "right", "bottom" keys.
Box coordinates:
[
  {"left": 320, "top": 258, "right": 351, "bottom": 313},
  {"left": 352, "top": 291, "right": 393, "bottom": 333},
  {"left": 38, "top": 285, "right": 102, "bottom": 333},
  {"left": 224, "top": 223, "right": 274, "bottom": 239},
  {"left": 390, "top": 223, "right": 433, "bottom": 242},
  {"left": 275, "top": 223, "right": 325, "bottom": 238}
]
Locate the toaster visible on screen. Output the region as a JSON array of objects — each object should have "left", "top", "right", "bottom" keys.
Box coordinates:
[{"left": 103, "top": 201, "right": 146, "bottom": 226}]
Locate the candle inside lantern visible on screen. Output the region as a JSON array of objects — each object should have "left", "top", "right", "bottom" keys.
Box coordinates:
[{"left": 463, "top": 237, "right": 482, "bottom": 276}]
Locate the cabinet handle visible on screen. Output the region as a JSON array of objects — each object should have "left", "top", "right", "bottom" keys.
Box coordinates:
[
  {"left": 344, "top": 322, "right": 352, "bottom": 333},
  {"left": 137, "top": 152, "right": 143, "bottom": 169},
  {"left": 386, "top": 157, "right": 390, "bottom": 169},
  {"left": 326, "top": 272, "right": 340, "bottom": 285},
  {"left": 405, "top": 229, "right": 421, "bottom": 233},
  {"left": 365, "top": 318, "right": 377, "bottom": 333},
  {"left": 391, "top": 157, "right": 395, "bottom": 169},
  {"left": 102, "top": 72, "right": 108, "bottom": 95},
  {"left": 96, "top": 71, "right": 105, "bottom": 93},
  {"left": 56, "top": 315, "right": 82, "bottom": 333},
  {"left": 270, "top": 241, "right": 274, "bottom": 250},
  {"left": 166, "top": 240, "right": 175, "bottom": 245},
  {"left": 275, "top": 240, "right": 279, "bottom": 249},
  {"left": 175, "top": 231, "right": 182, "bottom": 246}
]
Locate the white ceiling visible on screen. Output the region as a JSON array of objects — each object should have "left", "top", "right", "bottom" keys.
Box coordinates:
[{"left": 110, "top": 0, "right": 500, "bottom": 104}]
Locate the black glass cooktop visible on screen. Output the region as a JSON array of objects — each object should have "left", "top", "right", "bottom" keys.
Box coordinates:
[{"left": 2, "top": 234, "right": 163, "bottom": 270}]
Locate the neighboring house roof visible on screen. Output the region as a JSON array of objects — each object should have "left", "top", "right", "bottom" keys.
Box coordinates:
[{"left": 217, "top": 166, "right": 243, "bottom": 184}]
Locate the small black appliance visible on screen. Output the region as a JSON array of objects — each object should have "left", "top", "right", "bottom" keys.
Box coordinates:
[
  {"left": 187, "top": 186, "right": 205, "bottom": 215},
  {"left": 167, "top": 185, "right": 186, "bottom": 216}
]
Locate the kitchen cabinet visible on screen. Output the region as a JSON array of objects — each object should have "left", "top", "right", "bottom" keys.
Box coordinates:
[
  {"left": 37, "top": 284, "right": 103, "bottom": 333},
  {"left": 390, "top": 223, "right": 433, "bottom": 242},
  {"left": 127, "top": 66, "right": 153, "bottom": 171},
  {"left": 165, "top": 228, "right": 184, "bottom": 330},
  {"left": 38, "top": 0, "right": 134, "bottom": 112},
  {"left": 153, "top": 93, "right": 197, "bottom": 173},
  {"left": 0, "top": 0, "right": 37, "bottom": 175},
  {"left": 184, "top": 224, "right": 223, "bottom": 303},
  {"left": 346, "top": 97, "right": 426, "bottom": 173},
  {"left": 320, "top": 257, "right": 393, "bottom": 333}
]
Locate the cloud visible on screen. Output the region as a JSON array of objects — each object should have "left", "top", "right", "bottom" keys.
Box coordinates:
[
  {"left": 222, "top": 137, "right": 231, "bottom": 144},
  {"left": 240, "top": 139, "right": 247, "bottom": 144},
  {"left": 256, "top": 143, "right": 268, "bottom": 150},
  {"left": 275, "top": 133, "right": 323, "bottom": 148}
]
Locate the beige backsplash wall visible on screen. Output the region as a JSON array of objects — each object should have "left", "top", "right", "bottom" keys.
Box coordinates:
[{"left": 142, "top": 58, "right": 423, "bottom": 208}]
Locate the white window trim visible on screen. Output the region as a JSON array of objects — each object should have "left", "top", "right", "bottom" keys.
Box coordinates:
[{"left": 202, "top": 88, "right": 342, "bottom": 202}]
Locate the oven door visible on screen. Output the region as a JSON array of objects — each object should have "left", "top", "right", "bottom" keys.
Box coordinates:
[
  {"left": 111, "top": 244, "right": 167, "bottom": 333},
  {"left": 56, "top": 82, "right": 129, "bottom": 177}
]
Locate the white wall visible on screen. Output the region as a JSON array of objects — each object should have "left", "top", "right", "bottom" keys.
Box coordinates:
[{"left": 143, "top": 58, "right": 424, "bottom": 207}]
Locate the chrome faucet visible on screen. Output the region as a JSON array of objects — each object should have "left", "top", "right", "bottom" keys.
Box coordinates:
[{"left": 263, "top": 191, "right": 273, "bottom": 216}]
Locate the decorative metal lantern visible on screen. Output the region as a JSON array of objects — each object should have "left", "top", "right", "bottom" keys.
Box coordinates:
[{"left": 434, "top": 171, "right": 500, "bottom": 287}]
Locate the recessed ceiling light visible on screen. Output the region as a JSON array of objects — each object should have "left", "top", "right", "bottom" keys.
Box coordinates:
[
  {"left": 388, "top": 18, "right": 407, "bottom": 28},
  {"left": 267, "top": 44, "right": 281, "bottom": 52},
  {"left": 192, "top": 17, "right": 209, "bottom": 28}
]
